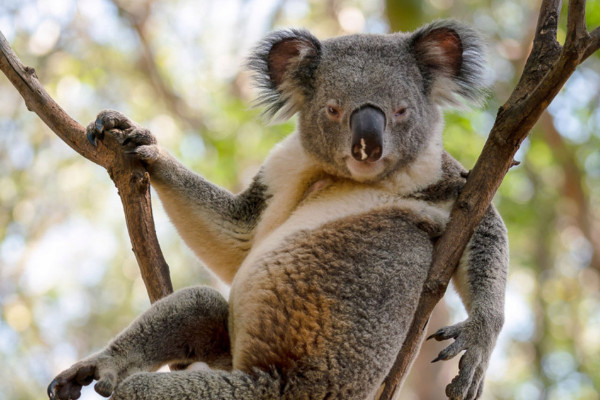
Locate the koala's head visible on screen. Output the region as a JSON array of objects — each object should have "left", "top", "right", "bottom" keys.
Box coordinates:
[{"left": 248, "top": 20, "right": 487, "bottom": 182}]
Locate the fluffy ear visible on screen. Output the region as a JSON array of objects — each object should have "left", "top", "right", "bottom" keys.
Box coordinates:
[
  {"left": 410, "top": 20, "right": 488, "bottom": 108},
  {"left": 247, "top": 29, "right": 321, "bottom": 122}
]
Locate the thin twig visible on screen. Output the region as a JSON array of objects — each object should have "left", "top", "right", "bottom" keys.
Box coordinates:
[{"left": 583, "top": 27, "right": 600, "bottom": 60}]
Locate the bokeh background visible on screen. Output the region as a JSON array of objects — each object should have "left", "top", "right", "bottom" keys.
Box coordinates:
[{"left": 1, "top": 0, "right": 600, "bottom": 399}]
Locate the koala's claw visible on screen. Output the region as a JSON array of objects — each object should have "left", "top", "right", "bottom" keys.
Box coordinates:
[
  {"left": 445, "top": 349, "right": 486, "bottom": 400},
  {"left": 85, "top": 110, "right": 158, "bottom": 164},
  {"left": 428, "top": 319, "right": 496, "bottom": 400},
  {"left": 86, "top": 109, "right": 132, "bottom": 147},
  {"left": 47, "top": 362, "right": 98, "bottom": 400},
  {"left": 47, "top": 379, "right": 58, "bottom": 400},
  {"left": 86, "top": 125, "right": 99, "bottom": 147},
  {"left": 47, "top": 356, "right": 120, "bottom": 400},
  {"left": 428, "top": 323, "right": 463, "bottom": 342}
]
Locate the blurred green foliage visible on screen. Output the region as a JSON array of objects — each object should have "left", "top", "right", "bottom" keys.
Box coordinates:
[{"left": 1, "top": 0, "right": 599, "bottom": 399}]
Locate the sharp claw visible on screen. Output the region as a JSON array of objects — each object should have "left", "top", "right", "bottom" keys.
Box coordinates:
[
  {"left": 47, "top": 379, "right": 58, "bottom": 400},
  {"left": 95, "top": 119, "right": 104, "bottom": 134},
  {"left": 86, "top": 129, "right": 98, "bottom": 147},
  {"left": 431, "top": 355, "right": 443, "bottom": 363}
]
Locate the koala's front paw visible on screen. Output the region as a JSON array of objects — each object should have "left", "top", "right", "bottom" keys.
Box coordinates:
[
  {"left": 47, "top": 353, "right": 120, "bottom": 400},
  {"left": 86, "top": 110, "right": 159, "bottom": 164},
  {"left": 428, "top": 318, "right": 500, "bottom": 400}
]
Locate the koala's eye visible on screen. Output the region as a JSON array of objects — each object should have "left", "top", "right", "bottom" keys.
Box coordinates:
[
  {"left": 326, "top": 105, "right": 341, "bottom": 119},
  {"left": 394, "top": 107, "right": 408, "bottom": 118}
]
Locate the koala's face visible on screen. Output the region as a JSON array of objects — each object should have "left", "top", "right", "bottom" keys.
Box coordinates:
[
  {"left": 249, "top": 21, "right": 486, "bottom": 182},
  {"left": 298, "top": 34, "right": 440, "bottom": 181}
]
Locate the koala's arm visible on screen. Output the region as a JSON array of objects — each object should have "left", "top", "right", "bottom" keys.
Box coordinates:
[
  {"left": 147, "top": 151, "right": 269, "bottom": 281},
  {"left": 453, "top": 205, "right": 508, "bottom": 330},
  {"left": 87, "top": 110, "right": 270, "bottom": 282},
  {"left": 429, "top": 205, "right": 508, "bottom": 399}
]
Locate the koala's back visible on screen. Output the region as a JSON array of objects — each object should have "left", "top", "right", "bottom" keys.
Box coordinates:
[{"left": 229, "top": 204, "right": 442, "bottom": 398}]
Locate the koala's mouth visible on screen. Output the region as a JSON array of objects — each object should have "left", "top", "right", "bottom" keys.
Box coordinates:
[{"left": 344, "top": 157, "right": 387, "bottom": 181}]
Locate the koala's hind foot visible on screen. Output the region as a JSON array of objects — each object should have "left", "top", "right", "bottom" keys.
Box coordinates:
[
  {"left": 47, "top": 350, "right": 125, "bottom": 399},
  {"left": 428, "top": 317, "right": 502, "bottom": 400},
  {"left": 48, "top": 286, "right": 232, "bottom": 400},
  {"left": 86, "top": 110, "right": 161, "bottom": 164}
]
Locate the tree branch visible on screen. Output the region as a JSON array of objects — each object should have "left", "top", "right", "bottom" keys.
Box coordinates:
[
  {"left": 0, "top": 30, "right": 173, "bottom": 303},
  {"left": 509, "top": 0, "right": 562, "bottom": 103},
  {"left": 583, "top": 26, "right": 600, "bottom": 60},
  {"left": 377, "top": 1, "right": 599, "bottom": 398},
  {"left": 566, "top": 0, "right": 588, "bottom": 48}
]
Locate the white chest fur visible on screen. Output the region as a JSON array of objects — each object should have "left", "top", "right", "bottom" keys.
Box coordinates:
[{"left": 230, "top": 131, "right": 450, "bottom": 306}]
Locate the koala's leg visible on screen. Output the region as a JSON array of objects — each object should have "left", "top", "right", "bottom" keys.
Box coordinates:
[
  {"left": 86, "top": 110, "right": 271, "bottom": 282},
  {"left": 48, "top": 286, "right": 231, "bottom": 400},
  {"left": 429, "top": 205, "right": 508, "bottom": 400},
  {"left": 108, "top": 369, "right": 282, "bottom": 400}
]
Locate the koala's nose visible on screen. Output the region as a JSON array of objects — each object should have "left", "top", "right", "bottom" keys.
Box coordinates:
[{"left": 350, "top": 105, "right": 385, "bottom": 162}]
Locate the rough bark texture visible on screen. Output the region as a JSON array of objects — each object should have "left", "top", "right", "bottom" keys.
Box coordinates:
[
  {"left": 0, "top": 0, "right": 599, "bottom": 396},
  {"left": 377, "top": 1, "right": 599, "bottom": 398},
  {"left": 0, "top": 32, "right": 173, "bottom": 303}
]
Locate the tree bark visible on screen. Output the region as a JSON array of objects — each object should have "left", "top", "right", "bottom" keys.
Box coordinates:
[
  {"left": 0, "top": 32, "right": 173, "bottom": 304},
  {"left": 377, "top": 1, "right": 599, "bottom": 398}
]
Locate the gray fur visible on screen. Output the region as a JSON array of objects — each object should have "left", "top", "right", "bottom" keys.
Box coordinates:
[
  {"left": 410, "top": 19, "right": 488, "bottom": 107},
  {"left": 49, "top": 20, "right": 507, "bottom": 400},
  {"left": 247, "top": 28, "right": 321, "bottom": 121}
]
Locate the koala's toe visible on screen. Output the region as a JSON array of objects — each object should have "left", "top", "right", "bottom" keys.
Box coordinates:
[
  {"left": 94, "top": 371, "right": 117, "bottom": 397},
  {"left": 428, "top": 322, "right": 464, "bottom": 341},
  {"left": 124, "top": 129, "right": 157, "bottom": 147},
  {"left": 432, "top": 339, "right": 465, "bottom": 362},
  {"left": 465, "top": 371, "right": 484, "bottom": 400},
  {"left": 446, "top": 351, "right": 480, "bottom": 399},
  {"left": 95, "top": 110, "right": 133, "bottom": 132},
  {"left": 127, "top": 144, "right": 160, "bottom": 163},
  {"left": 51, "top": 381, "right": 81, "bottom": 400},
  {"left": 48, "top": 362, "right": 94, "bottom": 400},
  {"left": 86, "top": 110, "right": 133, "bottom": 147},
  {"left": 74, "top": 364, "right": 96, "bottom": 386},
  {"left": 475, "top": 379, "right": 484, "bottom": 399},
  {"left": 446, "top": 375, "right": 470, "bottom": 400},
  {"left": 465, "top": 363, "right": 486, "bottom": 400}
]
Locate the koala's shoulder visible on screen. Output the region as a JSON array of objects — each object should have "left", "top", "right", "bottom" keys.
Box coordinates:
[{"left": 410, "top": 152, "right": 467, "bottom": 202}]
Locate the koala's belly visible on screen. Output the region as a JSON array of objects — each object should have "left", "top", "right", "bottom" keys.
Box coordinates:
[{"left": 228, "top": 191, "right": 448, "bottom": 380}]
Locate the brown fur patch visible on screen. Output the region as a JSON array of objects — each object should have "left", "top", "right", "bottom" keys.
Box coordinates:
[
  {"left": 233, "top": 260, "right": 334, "bottom": 372},
  {"left": 231, "top": 206, "right": 443, "bottom": 375}
]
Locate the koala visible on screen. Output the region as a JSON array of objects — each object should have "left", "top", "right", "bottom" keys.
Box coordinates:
[{"left": 48, "top": 20, "right": 508, "bottom": 400}]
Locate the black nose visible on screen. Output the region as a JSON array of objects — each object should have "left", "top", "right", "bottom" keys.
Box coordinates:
[{"left": 350, "top": 105, "right": 385, "bottom": 162}]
